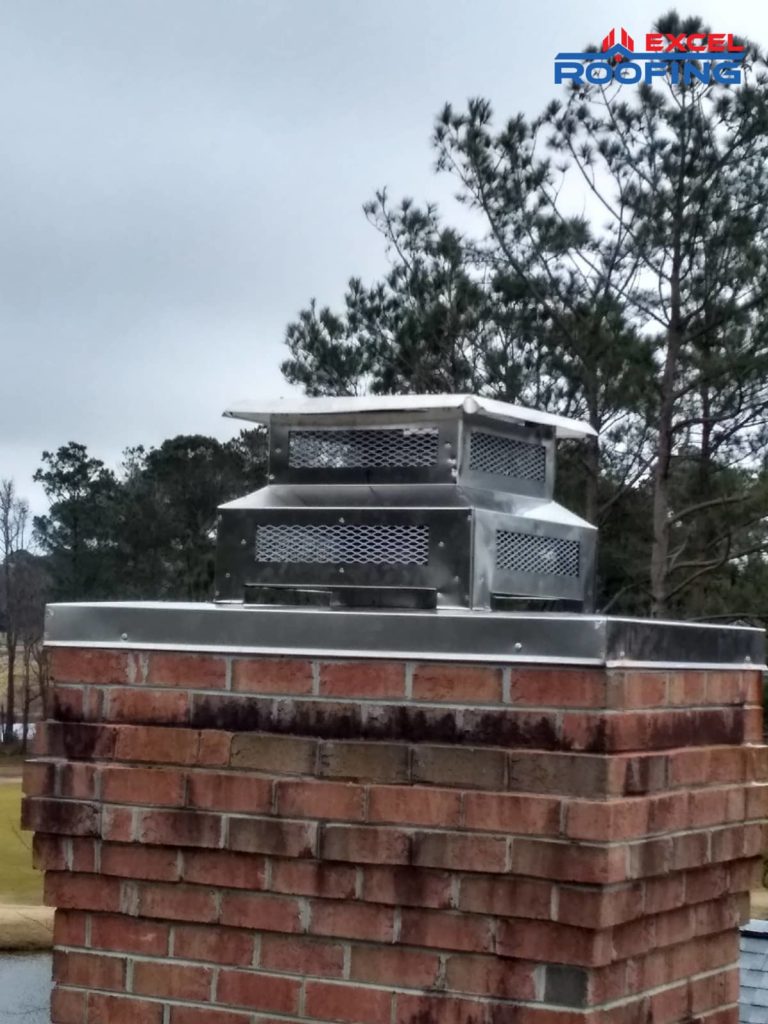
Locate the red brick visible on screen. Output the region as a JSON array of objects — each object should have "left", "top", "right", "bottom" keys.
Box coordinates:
[
  {"left": 146, "top": 652, "right": 226, "bottom": 688},
  {"left": 90, "top": 914, "right": 169, "bottom": 955},
  {"left": 444, "top": 953, "right": 537, "bottom": 1000},
  {"left": 305, "top": 981, "right": 392, "bottom": 1024},
  {"left": 50, "top": 986, "right": 86, "bottom": 1024},
  {"left": 138, "top": 808, "right": 222, "bottom": 848},
  {"left": 400, "top": 908, "right": 494, "bottom": 953},
  {"left": 744, "top": 706, "right": 764, "bottom": 743},
  {"left": 413, "top": 831, "right": 507, "bottom": 873},
  {"left": 220, "top": 891, "right": 302, "bottom": 932},
  {"left": 509, "top": 668, "right": 606, "bottom": 707},
  {"left": 261, "top": 934, "right": 345, "bottom": 978},
  {"left": 512, "top": 838, "right": 626, "bottom": 884},
  {"left": 233, "top": 656, "right": 314, "bottom": 694},
  {"left": 322, "top": 823, "right": 410, "bottom": 864},
  {"left": 132, "top": 960, "right": 213, "bottom": 1001},
  {"left": 51, "top": 648, "right": 135, "bottom": 685},
  {"left": 412, "top": 664, "right": 501, "bottom": 703},
  {"left": 310, "top": 900, "right": 395, "bottom": 942},
  {"left": 320, "top": 660, "right": 405, "bottom": 699},
  {"left": 707, "top": 670, "right": 749, "bottom": 705},
  {"left": 746, "top": 783, "right": 768, "bottom": 820},
  {"left": 497, "top": 918, "right": 611, "bottom": 966},
  {"left": 71, "top": 838, "right": 97, "bottom": 872},
  {"left": 609, "top": 670, "right": 667, "bottom": 709},
  {"left": 350, "top": 946, "right": 441, "bottom": 989},
  {"left": 85, "top": 687, "right": 105, "bottom": 720},
  {"left": 108, "top": 687, "right": 189, "bottom": 725},
  {"left": 690, "top": 967, "right": 740, "bottom": 1014},
  {"left": 464, "top": 791, "right": 560, "bottom": 835},
  {"left": 86, "top": 994, "right": 163, "bottom": 1024},
  {"left": 394, "top": 993, "right": 533, "bottom": 1024},
  {"left": 44, "top": 872, "right": 122, "bottom": 913},
  {"left": 644, "top": 874, "right": 686, "bottom": 915},
  {"left": 277, "top": 779, "right": 364, "bottom": 821},
  {"left": 33, "top": 833, "right": 68, "bottom": 871},
  {"left": 629, "top": 837, "right": 673, "bottom": 878},
  {"left": 183, "top": 849, "right": 267, "bottom": 890},
  {"left": 58, "top": 763, "right": 98, "bottom": 800},
  {"left": 173, "top": 923, "right": 254, "bottom": 965},
  {"left": 648, "top": 792, "right": 689, "bottom": 833},
  {"left": 458, "top": 876, "right": 552, "bottom": 919},
  {"left": 228, "top": 816, "right": 317, "bottom": 858},
  {"left": 361, "top": 864, "right": 453, "bottom": 909},
  {"left": 101, "top": 807, "right": 135, "bottom": 842},
  {"left": 138, "top": 882, "right": 218, "bottom": 922},
  {"left": 668, "top": 670, "right": 707, "bottom": 706},
  {"left": 367, "top": 784, "right": 461, "bottom": 827},
  {"left": 668, "top": 747, "right": 746, "bottom": 788},
  {"left": 169, "top": 1009, "right": 251, "bottom": 1024},
  {"left": 101, "top": 765, "right": 185, "bottom": 806},
  {"left": 188, "top": 772, "right": 272, "bottom": 814},
  {"left": 101, "top": 843, "right": 180, "bottom": 882},
  {"left": 556, "top": 884, "right": 640, "bottom": 928},
  {"left": 270, "top": 858, "right": 357, "bottom": 900},
  {"left": 54, "top": 950, "right": 125, "bottom": 991},
  {"left": 670, "top": 830, "right": 710, "bottom": 871},
  {"left": 21, "top": 797, "right": 99, "bottom": 837},
  {"left": 54, "top": 910, "right": 88, "bottom": 947},
  {"left": 22, "top": 760, "right": 56, "bottom": 797},
  {"left": 114, "top": 724, "right": 200, "bottom": 764},
  {"left": 216, "top": 970, "right": 300, "bottom": 1014},
  {"left": 565, "top": 798, "right": 648, "bottom": 841},
  {"left": 198, "top": 730, "right": 232, "bottom": 766}
]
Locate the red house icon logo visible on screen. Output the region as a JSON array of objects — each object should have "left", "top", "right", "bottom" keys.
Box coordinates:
[{"left": 601, "top": 27, "right": 635, "bottom": 52}]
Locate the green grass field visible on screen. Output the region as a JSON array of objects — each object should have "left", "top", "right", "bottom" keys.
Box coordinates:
[{"left": 0, "top": 782, "right": 42, "bottom": 905}]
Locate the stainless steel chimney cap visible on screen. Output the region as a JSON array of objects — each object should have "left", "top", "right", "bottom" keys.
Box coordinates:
[{"left": 216, "top": 393, "right": 597, "bottom": 612}]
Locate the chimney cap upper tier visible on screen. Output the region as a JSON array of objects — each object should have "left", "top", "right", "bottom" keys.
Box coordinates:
[{"left": 223, "top": 394, "right": 597, "bottom": 440}]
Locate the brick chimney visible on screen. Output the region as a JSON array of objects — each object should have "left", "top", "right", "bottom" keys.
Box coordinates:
[{"left": 23, "top": 607, "right": 766, "bottom": 1024}]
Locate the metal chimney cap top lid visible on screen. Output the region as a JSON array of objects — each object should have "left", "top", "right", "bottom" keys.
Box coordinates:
[{"left": 222, "top": 394, "right": 597, "bottom": 440}]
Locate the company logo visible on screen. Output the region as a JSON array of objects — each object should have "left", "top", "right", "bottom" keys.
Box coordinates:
[{"left": 555, "top": 28, "right": 746, "bottom": 85}]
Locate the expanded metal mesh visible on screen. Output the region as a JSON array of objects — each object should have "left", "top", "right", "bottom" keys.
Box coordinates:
[
  {"left": 469, "top": 431, "right": 546, "bottom": 482},
  {"left": 288, "top": 428, "right": 439, "bottom": 469},
  {"left": 496, "top": 531, "right": 580, "bottom": 578},
  {"left": 255, "top": 523, "right": 430, "bottom": 565}
]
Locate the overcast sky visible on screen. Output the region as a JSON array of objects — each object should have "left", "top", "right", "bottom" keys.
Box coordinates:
[{"left": 2, "top": 0, "right": 765, "bottom": 514}]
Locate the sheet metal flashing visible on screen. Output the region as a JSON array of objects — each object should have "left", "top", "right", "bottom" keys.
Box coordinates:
[{"left": 44, "top": 602, "right": 765, "bottom": 668}]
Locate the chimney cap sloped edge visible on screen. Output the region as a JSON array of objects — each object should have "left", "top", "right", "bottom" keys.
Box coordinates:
[{"left": 222, "top": 394, "right": 597, "bottom": 440}]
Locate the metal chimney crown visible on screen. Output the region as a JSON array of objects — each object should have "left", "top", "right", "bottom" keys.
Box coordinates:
[{"left": 215, "top": 394, "right": 597, "bottom": 612}]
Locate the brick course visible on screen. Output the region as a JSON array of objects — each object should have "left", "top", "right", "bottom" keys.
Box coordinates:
[{"left": 24, "top": 648, "right": 766, "bottom": 1023}]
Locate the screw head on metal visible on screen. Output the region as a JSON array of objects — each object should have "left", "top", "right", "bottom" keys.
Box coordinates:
[
  {"left": 225, "top": 572, "right": 231, "bottom": 579},
  {"left": 338, "top": 567, "right": 345, "bottom": 574},
  {"left": 240, "top": 539, "right": 247, "bottom": 546},
  {"left": 120, "top": 632, "right": 128, "bottom": 642},
  {"left": 514, "top": 642, "right": 523, "bottom": 652}
]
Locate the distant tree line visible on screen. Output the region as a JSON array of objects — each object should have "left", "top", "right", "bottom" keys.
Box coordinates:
[{"left": 0, "top": 431, "right": 266, "bottom": 747}]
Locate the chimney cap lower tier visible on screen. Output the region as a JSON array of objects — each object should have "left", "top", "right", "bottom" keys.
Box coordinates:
[{"left": 223, "top": 393, "right": 597, "bottom": 440}]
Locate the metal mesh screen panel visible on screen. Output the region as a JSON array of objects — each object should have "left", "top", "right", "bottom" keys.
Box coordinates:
[
  {"left": 288, "top": 428, "right": 439, "bottom": 469},
  {"left": 255, "top": 523, "right": 430, "bottom": 565},
  {"left": 496, "top": 531, "right": 580, "bottom": 578},
  {"left": 469, "top": 431, "right": 546, "bottom": 482}
]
